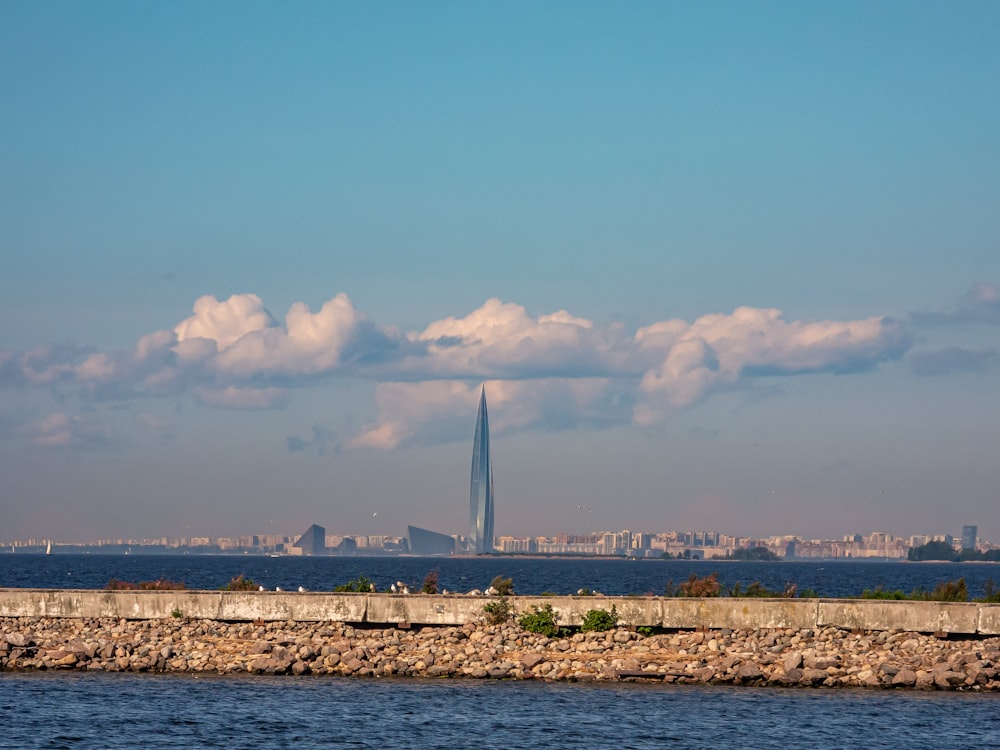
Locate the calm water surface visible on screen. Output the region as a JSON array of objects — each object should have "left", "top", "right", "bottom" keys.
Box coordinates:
[
  {"left": 2, "top": 554, "right": 998, "bottom": 598},
  {"left": 1, "top": 672, "right": 998, "bottom": 750}
]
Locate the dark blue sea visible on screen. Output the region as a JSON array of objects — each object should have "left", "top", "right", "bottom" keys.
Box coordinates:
[
  {"left": 0, "top": 672, "right": 997, "bottom": 750},
  {"left": 1, "top": 553, "right": 998, "bottom": 599},
  {"left": 4, "top": 555, "right": 1000, "bottom": 748}
]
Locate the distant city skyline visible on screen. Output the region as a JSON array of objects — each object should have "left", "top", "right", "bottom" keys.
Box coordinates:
[
  {"left": 4, "top": 518, "right": 988, "bottom": 557},
  {"left": 1, "top": 3, "right": 998, "bottom": 542}
]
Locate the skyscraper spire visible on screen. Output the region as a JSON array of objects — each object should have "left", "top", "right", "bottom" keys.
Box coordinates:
[{"left": 468, "top": 384, "right": 494, "bottom": 554}]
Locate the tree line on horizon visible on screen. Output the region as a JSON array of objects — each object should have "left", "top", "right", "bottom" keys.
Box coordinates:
[{"left": 907, "top": 540, "right": 1000, "bottom": 562}]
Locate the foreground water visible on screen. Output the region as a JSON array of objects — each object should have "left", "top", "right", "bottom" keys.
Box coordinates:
[
  {"left": 1, "top": 554, "right": 997, "bottom": 598},
  {"left": 1, "top": 672, "right": 997, "bottom": 749}
]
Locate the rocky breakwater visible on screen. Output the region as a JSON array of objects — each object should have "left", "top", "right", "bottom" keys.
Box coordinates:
[{"left": 2, "top": 616, "right": 1000, "bottom": 690}]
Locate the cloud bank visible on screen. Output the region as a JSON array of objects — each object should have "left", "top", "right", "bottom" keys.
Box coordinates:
[
  {"left": 0, "top": 291, "right": 913, "bottom": 448},
  {"left": 911, "top": 283, "right": 1000, "bottom": 326}
]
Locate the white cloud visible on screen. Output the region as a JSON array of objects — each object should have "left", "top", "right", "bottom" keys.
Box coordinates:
[
  {"left": 634, "top": 307, "right": 909, "bottom": 424},
  {"left": 405, "top": 298, "right": 630, "bottom": 379},
  {"left": 214, "top": 293, "right": 392, "bottom": 378},
  {"left": 174, "top": 294, "right": 276, "bottom": 350},
  {"left": 0, "top": 289, "right": 913, "bottom": 445},
  {"left": 350, "top": 380, "right": 475, "bottom": 449},
  {"left": 350, "top": 378, "right": 628, "bottom": 450}
]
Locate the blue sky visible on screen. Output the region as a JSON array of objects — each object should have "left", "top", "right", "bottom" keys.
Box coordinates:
[{"left": 1, "top": 1, "right": 998, "bottom": 544}]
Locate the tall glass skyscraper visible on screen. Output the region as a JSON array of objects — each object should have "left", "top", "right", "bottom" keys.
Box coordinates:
[
  {"left": 961, "top": 525, "right": 978, "bottom": 551},
  {"left": 469, "top": 385, "right": 494, "bottom": 554}
]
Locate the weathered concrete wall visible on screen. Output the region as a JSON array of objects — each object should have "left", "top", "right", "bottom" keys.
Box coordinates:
[
  {"left": 817, "top": 600, "right": 982, "bottom": 635},
  {"left": 1, "top": 589, "right": 996, "bottom": 634},
  {"left": 978, "top": 605, "right": 1000, "bottom": 635}
]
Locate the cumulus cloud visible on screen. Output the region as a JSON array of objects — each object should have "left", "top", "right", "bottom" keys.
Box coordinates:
[
  {"left": 403, "top": 298, "right": 632, "bottom": 379},
  {"left": 0, "top": 292, "right": 403, "bottom": 402},
  {"left": 349, "top": 378, "right": 625, "bottom": 450},
  {"left": 174, "top": 293, "right": 277, "bottom": 350},
  {"left": 171, "top": 293, "right": 405, "bottom": 381},
  {"left": 633, "top": 307, "right": 909, "bottom": 424},
  {"left": 0, "top": 343, "right": 95, "bottom": 386},
  {"left": 911, "top": 283, "right": 1000, "bottom": 326},
  {"left": 0, "top": 289, "right": 915, "bottom": 446}
]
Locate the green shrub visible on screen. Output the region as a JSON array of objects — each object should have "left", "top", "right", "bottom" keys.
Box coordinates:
[
  {"left": 637, "top": 626, "right": 654, "bottom": 637},
  {"left": 421, "top": 569, "right": 439, "bottom": 594},
  {"left": 861, "top": 578, "right": 969, "bottom": 602},
  {"left": 483, "top": 596, "right": 512, "bottom": 625},
  {"left": 171, "top": 608, "right": 183, "bottom": 618},
  {"left": 581, "top": 605, "right": 618, "bottom": 632},
  {"left": 675, "top": 573, "right": 721, "bottom": 597},
  {"left": 105, "top": 578, "right": 186, "bottom": 591},
  {"left": 908, "top": 540, "right": 959, "bottom": 562},
  {"left": 334, "top": 575, "right": 377, "bottom": 593},
  {"left": 860, "top": 586, "right": 907, "bottom": 600},
  {"left": 518, "top": 603, "right": 561, "bottom": 637},
  {"left": 490, "top": 575, "right": 514, "bottom": 596},
  {"left": 728, "top": 581, "right": 797, "bottom": 598},
  {"left": 917, "top": 577, "right": 968, "bottom": 602},
  {"left": 220, "top": 574, "right": 259, "bottom": 591},
  {"left": 976, "top": 579, "right": 1000, "bottom": 603},
  {"left": 798, "top": 588, "right": 819, "bottom": 599}
]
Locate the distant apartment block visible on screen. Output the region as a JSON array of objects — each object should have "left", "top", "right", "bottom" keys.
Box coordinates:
[{"left": 962, "top": 525, "right": 978, "bottom": 550}]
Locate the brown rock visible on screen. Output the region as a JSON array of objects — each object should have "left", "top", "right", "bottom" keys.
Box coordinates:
[
  {"left": 783, "top": 652, "right": 803, "bottom": 671},
  {"left": 780, "top": 667, "right": 803, "bottom": 685},
  {"left": 892, "top": 669, "right": 917, "bottom": 687},
  {"left": 53, "top": 653, "right": 78, "bottom": 668},
  {"left": 934, "top": 670, "right": 965, "bottom": 689},
  {"left": 520, "top": 652, "right": 544, "bottom": 669},
  {"left": 5, "top": 633, "right": 30, "bottom": 648},
  {"left": 914, "top": 670, "right": 935, "bottom": 690},
  {"left": 344, "top": 657, "right": 364, "bottom": 673},
  {"left": 801, "top": 668, "right": 828, "bottom": 685},
  {"left": 811, "top": 657, "right": 840, "bottom": 670},
  {"left": 687, "top": 666, "right": 712, "bottom": 682}
]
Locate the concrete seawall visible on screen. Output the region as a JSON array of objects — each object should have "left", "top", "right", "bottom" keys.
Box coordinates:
[{"left": 2, "top": 589, "right": 998, "bottom": 635}]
